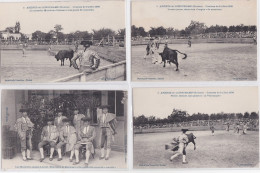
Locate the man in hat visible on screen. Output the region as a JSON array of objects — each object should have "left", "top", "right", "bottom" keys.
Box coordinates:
[
  {"left": 71, "top": 40, "right": 101, "bottom": 73},
  {"left": 14, "top": 108, "right": 34, "bottom": 161},
  {"left": 210, "top": 125, "right": 215, "bottom": 136},
  {"left": 38, "top": 118, "right": 59, "bottom": 162},
  {"left": 170, "top": 129, "right": 189, "bottom": 164},
  {"left": 97, "top": 105, "right": 117, "bottom": 160},
  {"left": 54, "top": 109, "right": 67, "bottom": 132},
  {"left": 144, "top": 38, "right": 155, "bottom": 59},
  {"left": 72, "top": 107, "right": 86, "bottom": 133},
  {"left": 73, "top": 117, "right": 96, "bottom": 166},
  {"left": 56, "top": 118, "right": 77, "bottom": 161}
]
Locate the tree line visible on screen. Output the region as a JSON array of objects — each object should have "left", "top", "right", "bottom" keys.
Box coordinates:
[
  {"left": 133, "top": 109, "right": 259, "bottom": 126},
  {"left": 132, "top": 20, "right": 257, "bottom": 37},
  {"left": 32, "top": 24, "right": 125, "bottom": 43},
  {"left": 1, "top": 23, "right": 125, "bottom": 43}
]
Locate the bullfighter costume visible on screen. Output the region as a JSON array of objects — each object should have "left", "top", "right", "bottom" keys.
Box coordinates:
[
  {"left": 170, "top": 129, "right": 189, "bottom": 164},
  {"left": 72, "top": 107, "right": 85, "bottom": 133},
  {"left": 74, "top": 117, "right": 96, "bottom": 166},
  {"left": 71, "top": 41, "right": 100, "bottom": 73},
  {"left": 97, "top": 105, "right": 117, "bottom": 160},
  {"left": 38, "top": 118, "right": 59, "bottom": 162},
  {"left": 56, "top": 118, "right": 77, "bottom": 161},
  {"left": 14, "top": 108, "right": 34, "bottom": 161},
  {"left": 54, "top": 109, "right": 67, "bottom": 132}
]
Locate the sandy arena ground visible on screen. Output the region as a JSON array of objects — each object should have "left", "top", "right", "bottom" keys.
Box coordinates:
[
  {"left": 134, "top": 130, "right": 259, "bottom": 168},
  {"left": 132, "top": 43, "right": 257, "bottom": 81},
  {"left": 0, "top": 50, "right": 112, "bottom": 83}
]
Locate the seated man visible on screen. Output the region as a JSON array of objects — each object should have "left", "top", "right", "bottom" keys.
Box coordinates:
[
  {"left": 74, "top": 117, "right": 96, "bottom": 167},
  {"left": 38, "top": 118, "right": 59, "bottom": 162},
  {"left": 56, "top": 118, "right": 77, "bottom": 161}
]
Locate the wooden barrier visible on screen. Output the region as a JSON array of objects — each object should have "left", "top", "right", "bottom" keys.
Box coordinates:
[{"left": 51, "top": 60, "right": 126, "bottom": 82}]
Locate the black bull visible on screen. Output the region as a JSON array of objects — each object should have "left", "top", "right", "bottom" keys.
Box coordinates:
[
  {"left": 159, "top": 47, "right": 187, "bottom": 71},
  {"left": 165, "top": 133, "right": 196, "bottom": 151},
  {"left": 55, "top": 50, "right": 74, "bottom": 66}
]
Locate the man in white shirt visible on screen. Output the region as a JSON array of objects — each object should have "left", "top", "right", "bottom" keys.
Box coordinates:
[
  {"left": 74, "top": 117, "right": 96, "bottom": 166},
  {"left": 38, "top": 118, "right": 59, "bottom": 162},
  {"left": 56, "top": 118, "right": 77, "bottom": 161}
]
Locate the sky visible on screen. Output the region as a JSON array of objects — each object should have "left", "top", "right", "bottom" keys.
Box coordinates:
[
  {"left": 132, "top": 0, "right": 257, "bottom": 31},
  {"left": 133, "top": 87, "right": 259, "bottom": 118},
  {"left": 0, "top": 0, "right": 125, "bottom": 34}
]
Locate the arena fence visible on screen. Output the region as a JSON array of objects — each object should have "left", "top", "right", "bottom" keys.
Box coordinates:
[
  {"left": 132, "top": 37, "right": 256, "bottom": 46},
  {"left": 51, "top": 60, "right": 126, "bottom": 82}
]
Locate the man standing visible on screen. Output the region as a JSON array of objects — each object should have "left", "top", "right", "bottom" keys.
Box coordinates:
[
  {"left": 56, "top": 119, "right": 77, "bottom": 161},
  {"left": 72, "top": 107, "right": 85, "bottom": 133},
  {"left": 210, "top": 125, "right": 215, "bottom": 136},
  {"left": 14, "top": 108, "right": 34, "bottom": 161},
  {"left": 54, "top": 109, "right": 67, "bottom": 132},
  {"left": 71, "top": 41, "right": 100, "bottom": 73},
  {"left": 97, "top": 105, "right": 117, "bottom": 160},
  {"left": 38, "top": 118, "right": 59, "bottom": 162},
  {"left": 74, "top": 117, "right": 96, "bottom": 166},
  {"left": 170, "top": 129, "right": 189, "bottom": 164}
]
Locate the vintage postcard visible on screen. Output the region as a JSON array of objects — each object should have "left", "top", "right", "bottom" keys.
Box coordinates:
[
  {"left": 0, "top": 0, "right": 126, "bottom": 83},
  {"left": 131, "top": 0, "right": 257, "bottom": 81},
  {"left": 133, "top": 87, "right": 259, "bottom": 168},
  {"left": 1, "top": 89, "right": 127, "bottom": 170}
]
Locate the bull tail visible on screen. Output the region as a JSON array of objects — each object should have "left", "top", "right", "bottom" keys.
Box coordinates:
[{"left": 175, "top": 50, "right": 187, "bottom": 59}]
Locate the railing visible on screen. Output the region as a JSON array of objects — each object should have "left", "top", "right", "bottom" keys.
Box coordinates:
[{"left": 51, "top": 60, "right": 126, "bottom": 82}]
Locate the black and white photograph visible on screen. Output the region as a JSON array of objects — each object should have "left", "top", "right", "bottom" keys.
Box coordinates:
[
  {"left": 1, "top": 89, "right": 127, "bottom": 170},
  {"left": 0, "top": 0, "right": 126, "bottom": 83},
  {"left": 131, "top": 0, "right": 257, "bottom": 81},
  {"left": 133, "top": 87, "right": 259, "bottom": 168}
]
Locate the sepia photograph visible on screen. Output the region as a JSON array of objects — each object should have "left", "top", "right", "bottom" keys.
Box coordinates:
[
  {"left": 131, "top": 0, "right": 257, "bottom": 81},
  {"left": 1, "top": 89, "right": 127, "bottom": 170},
  {"left": 133, "top": 87, "right": 259, "bottom": 168},
  {"left": 0, "top": 0, "right": 126, "bottom": 83}
]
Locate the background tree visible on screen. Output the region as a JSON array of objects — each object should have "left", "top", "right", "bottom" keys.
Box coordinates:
[
  {"left": 54, "top": 24, "right": 63, "bottom": 33},
  {"left": 32, "top": 30, "right": 47, "bottom": 41},
  {"left": 92, "top": 28, "right": 115, "bottom": 40},
  {"left": 131, "top": 25, "right": 147, "bottom": 37},
  {"left": 15, "top": 22, "right": 21, "bottom": 33}
]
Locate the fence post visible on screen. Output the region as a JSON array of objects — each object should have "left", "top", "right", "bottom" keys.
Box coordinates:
[
  {"left": 80, "top": 74, "right": 87, "bottom": 82},
  {"left": 91, "top": 35, "right": 94, "bottom": 43},
  {"left": 107, "top": 35, "right": 110, "bottom": 44}
]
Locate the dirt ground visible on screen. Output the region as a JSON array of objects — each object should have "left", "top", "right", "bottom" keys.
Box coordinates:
[
  {"left": 133, "top": 130, "right": 259, "bottom": 168},
  {"left": 0, "top": 49, "right": 112, "bottom": 83},
  {"left": 131, "top": 43, "right": 257, "bottom": 81}
]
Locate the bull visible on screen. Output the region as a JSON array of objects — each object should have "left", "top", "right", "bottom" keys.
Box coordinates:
[
  {"left": 159, "top": 47, "right": 187, "bottom": 71},
  {"left": 55, "top": 49, "right": 74, "bottom": 67}
]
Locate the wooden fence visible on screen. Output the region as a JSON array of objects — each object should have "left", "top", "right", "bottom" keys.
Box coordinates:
[{"left": 51, "top": 60, "right": 126, "bottom": 82}]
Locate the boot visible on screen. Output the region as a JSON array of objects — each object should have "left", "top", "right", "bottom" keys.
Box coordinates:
[
  {"left": 99, "top": 148, "right": 105, "bottom": 160},
  {"left": 57, "top": 148, "right": 62, "bottom": 161},
  {"left": 39, "top": 148, "right": 44, "bottom": 162},
  {"left": 170, "top": 152, "right": 180, "bottom": 161},
  {"left": 105, "top": 148, "right": 111, "bottom": 160},
  {"left": 182, "top": 155, "right": 188, "bottom": 164},
  {"left": 85, "top": 150, "right": 90, "bottom": 164},
  {"left": 50, "top": 148, "right": 54, "bottom": 161},
  {"left": 22, "top": 151, "right": 27, "bottom": 161},
  {"left": 26, "top": 149, "right": 32, "bottom": 160}
]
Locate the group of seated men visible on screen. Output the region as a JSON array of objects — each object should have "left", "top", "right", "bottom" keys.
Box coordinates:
[{"left": 37, "top": 105, "right": 116, "bottom": 167}]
